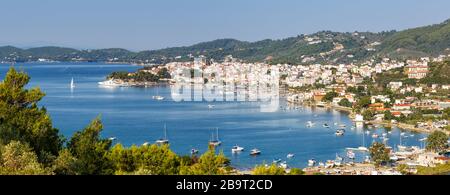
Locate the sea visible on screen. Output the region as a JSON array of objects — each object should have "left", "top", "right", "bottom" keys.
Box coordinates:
[{"left": 0, "top": 62, "right": 428, "bottom": 170}]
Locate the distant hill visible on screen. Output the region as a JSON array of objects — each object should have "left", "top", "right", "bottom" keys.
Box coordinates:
[{"left": 1, "top": 19, "right": 450, "bottom": 64}]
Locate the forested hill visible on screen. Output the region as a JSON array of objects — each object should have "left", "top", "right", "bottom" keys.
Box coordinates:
[{"left": 1, "top": 19, "right": 450, "bottom": 65}]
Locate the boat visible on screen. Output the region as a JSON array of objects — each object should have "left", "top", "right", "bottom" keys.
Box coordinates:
[
  {"left": 108, "top": 137, "right": 117, "bottom": 141},
  {"left": 231, "top": 145, "right": 245, "bottom": 153},
  {"left": 365, "top": 131, "right": 371, "bottom": 135},
  {"left": 152, "top": 95, "right": 165, "bottom": 101},
  {"left": 208, "top": 104, "right": 215, "bottom": 109},
  {"left": 191, "top": 148, "right": 199, "bottom": 155},
  {"left": 279, "top": 161, "right": 288, "bottom": 169},
  {"left": 347, "top": 150, "right": 356, "bottom": 159},
  {"left": 334, "top": 154, "right": 343, "bottom": 166},
  {"left": 325, "top": 160, "right": 335, "bottom": 168},
  {"left": 323, "top": 123, "right": 330, "bottom": 128},
  {"left": 308, "top": 159, "right": 316, "bottom": 167},
  {"left": 372, "top": 134, "right": 379, "bottom": 139},
  {"left": 318, "top": 162, "right": 325, "bottom": 167},
  {"left": 273, "top": 158, "right": 282, "bottom": 164},
  {"left": 382, "top": 133, "right": 388, "bottom": 137},
  {"left": 208, "top": 128, "right": 222, "bottom": 147},
  {"left": 142, "top": 142, "right": 150, "bottom": 146},
  {"left": 357, "top": 146, "right": 369, "bottom": 151},
  {"left": 250, "top": 149, "right": 261, "bottom": 156},
  {"left": 339, "top": 124, "right": 346, "bottom": 128},
  {"left": 335, "top": 129, "right": 345, "bottom": 136},
  {"left": 98, "top": 79, "right": 121, "bottom": 87},
  {"left": 155, "top": 124, "right": 169, "bottom": 145},
  {"left": 70, "top": 77, "right": 75, "bottom": 89},
  {"left": 287, "top": 153, "right": 295, "bottom": 159},
  {"left": 306, "top": 121, "right": 315, "bottom": 128}
]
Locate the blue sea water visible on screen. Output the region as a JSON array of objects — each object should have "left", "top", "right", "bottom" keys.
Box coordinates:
[{"left": 0, "top": 62, "right": 428, "bottom": 169}]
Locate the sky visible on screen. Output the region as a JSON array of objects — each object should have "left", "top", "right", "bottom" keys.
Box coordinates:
[{"left": 1, "top": 0, "right": 450, "bottom": 51}]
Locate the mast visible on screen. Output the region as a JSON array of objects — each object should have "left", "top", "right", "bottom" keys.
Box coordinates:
[
  {"left": 216, "top": 127, "right": 219, "bottom": 141},
  {"left": 164, "top": 123, "right": 167, "bottom": 140}
]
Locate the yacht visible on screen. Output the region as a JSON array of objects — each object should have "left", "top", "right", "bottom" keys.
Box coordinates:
[
  {"left": 323, "top": 123, "right": 330, "bottom": 128},
  {"left": 98, "top": 79, "right": 121, "bottom": 87},
  {"left": 231, "top": 145, "right": 245, "bottom": 153},
  {"left": 273, "top": 158, "right": 282, "bottom": 164},
  {"left": 279, "top": 161, "right": 288, "bottom": 169},
  {"left": 152, "top": 95, "right": 165, "bottom": 101},
  {"left": 250, "top": 149, "right": 261, "bottom": 156},
  {"left": 142, "top": 142, "right": 150, "bottom": 146},
  {"left": 306, "top": 121, "right": 315, "bottom": 128},
  {"left": 191, "top": 148, "right": 199, "bottom": 155},
  {"left": 108, "top": 137, "right": 117, "bottom": 141},
  {"left": 335, "top": 129, "right": 345, "bottom": 136},
  {"left": 287, "top": 153, "right": 295, "bottom": 159},
  {"left": 208, "top": 128, "right": 222, "bottom": 147},
  {"left": 347, "top": 150, "right": 356, "bottom": 159},
  {"left": 155, "top": 124, "right": 169, "bottom": 145},
  {"left": 325, "top": 160, "right": 335, "bottom": 168},
  {"left": 308, "top": 159, "right": 316, "bottom": 167}
]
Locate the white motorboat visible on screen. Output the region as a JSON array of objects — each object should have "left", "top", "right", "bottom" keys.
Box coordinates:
[
  {"left": 287, "top": 153, "right": 295, "bottom": 159},
  {"left": 108, "top": 137, "right": 117, "bottom": 141},
  {"left": 208, "top": 104, "right": 215, "bottom": 109},
  {"left": 335, "top": 129, "right": 345, "bottom": 136},
  {"left": 98, "top": 79, "right": 121, "bottom": 87},
  {"left": 306, "top": 121, "right": 315, "bottom": 128},
  {"left": 279, "top": 161, "right": 288, "bottom": 169},
  {"left": 191, "top": 148, "right": 199, "bottom": 155},
  {"left": 142, "top": 142, "right": 150, "bottom": 146},
  {"left": 308, "top": 159, "right": 317, "bottom": 167},
  {"left": 347, "top": 150, "right": 356, "bottom": 159},
  {"left": 273, "top": 158, "right": 282, "bottom": 164},
  {"left": 231, "top": 145, "right": 245, "bottom": 153},
  {"left": 250, "top": 149, "right": 261, "bottom": 156},
  {"left": 372, "top": 134, "right": 379, "bottom": 139}
]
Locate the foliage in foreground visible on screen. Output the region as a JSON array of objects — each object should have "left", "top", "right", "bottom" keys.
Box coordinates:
[
  {"left": 0, "top": 67, "right": 230, "bottom": 175},
  {"left": 417, "top": 163, "right": 450, "bottom": 175}
]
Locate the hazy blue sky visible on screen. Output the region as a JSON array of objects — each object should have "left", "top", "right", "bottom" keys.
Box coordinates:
[{"left": 1, "top": 0, "right": 450, "bottom": 51}]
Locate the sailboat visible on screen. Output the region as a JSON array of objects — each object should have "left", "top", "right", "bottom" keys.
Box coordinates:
[
  {"left": 152, "top": 87, "right": 165, "bottom": 101},
  {"left": 70, "top": 77, "right": 75, "bottom": 89},
  {"left": 209, "top": 128, "right": 222, "bottom": 147},
  {"left": 155, "top": 124, "right": 169, "bottom": 145}
]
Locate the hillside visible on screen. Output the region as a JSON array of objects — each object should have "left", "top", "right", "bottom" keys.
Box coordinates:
[{"left": 1, "top": 19, "right": 450, "bottom": 64}]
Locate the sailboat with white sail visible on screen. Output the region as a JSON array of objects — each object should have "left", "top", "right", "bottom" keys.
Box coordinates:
[
  {"left": 70, "top": 77, "right": 75, "bottom": 89},
  {"left": 155, "top": 124, "right": 169, "bottom": 145}
]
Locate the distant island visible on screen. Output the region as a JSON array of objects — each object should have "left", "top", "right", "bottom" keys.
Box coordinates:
[{"left": 1, "top": 19, "right": 450, "bottom": 65}]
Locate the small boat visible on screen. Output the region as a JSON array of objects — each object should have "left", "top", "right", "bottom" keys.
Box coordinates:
[
  {"left": 155, "top": 124, "right": 169, "bottom": 145},
  {"left": 398, "top": 145, "right": 407, "bottom": 151},
  {"left": 287, "top": 153, "right": 295, "bottom": 159},
  {"left": 279, "top": 161, "right": 288, "bottom": 169},
  {"left": 273, "top": 158, "right": 282, "bottom": 164},
  {"left": 357, "top": 146, "right": 369, "bottom": 151},
  {"left": 142, "top": 142, "right": 150, "bottom": 146},
  {"left": 334, "top": 155, "right": 343, "bottom": 166},
  {"left": 365, "top": 131, "right": 371, "bottom": 135},
  {"left": 335, "top": 129, "right": 345, "bottom": 136},
  {"left": 98, "top": 79, "right": 121, "bottom": 87},
  {"left": 191, "top": 149, "right": 199, "bottom": 155},
  {"left": 308, "top": 159, "right": 316, "bottom": 167},
  {"left": 108, "top": 137, "right": 117, "bottom": 141},
  {"left": 208, "top": 104, "right": 215, "bottom": 109},
  {"left": 347, "top": 150, "right": 356, "bottom": 159},
  {"left": 318, "top": 162, "right": 325, "bottom": 167},
  {"left": 306, "top": 121, "right": 315, "bottom": 128},
  {"left": 231, "top": 145, "right": 245, "bottom": 153},
  {"left": 339, "top": 124, "right": 346, "bottom": 128},
  {"left": 382, "top": 133, "right": 388, "bottom": 137},
  {"left": 372, "top": 134, "right": 379, "bottom": 139},
  {"left": 325, "top": 160, "right": 335, "bottom": 168},
  {"left": 364, "top": 156, "right": 371, "bottom": 163},
  {"left": 152, "top": 95, "right": 165, "bottom": 101},
  {"left": 400, "top": 132, "right": 406, "bottom": 136},
  {"left": 323, "top": 123, "right": 330, "bottom": 128},
  {"left": 250, "top": 149, "right": 261, "bottom": 156}
]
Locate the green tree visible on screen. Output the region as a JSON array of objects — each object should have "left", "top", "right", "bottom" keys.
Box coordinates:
[
  {"left": 357, "top": 96, "right": 372, "bottom": 108},
  {"left": 67, "top": 117, "right": 113, "bottom": 175},
  {"left": 384, "top": 110, "right": 395, "bottom": 121},
  {"left": 0, "top": 68, "right": 63, "bottom": 161},
  {"left": 338, "top": 98, "right": 353, "bottom": 108},
  {"left": 426, "top": 131, "right": 449, "bottom": 153},
  {"left": 52, "top": 149, "right": 79, "bottom": 175},
  {"left": 362, "top": 109, "right": 375, "bottom": 121},
  {"left": 0, "top": 141, "right": 52, "bottom": 175},
  {"left": 323, "top": 91, "right": 338, "bottom": 102},
  {"left": 180, "top": 149, "right": 229, "bottom": 175},
  {"left": 288, "top": 168, "right": 305, "bottom": 175},
  {"left": 252, "top": 164, "right": 286, "bottom": 175},
  {"left": 369, "top": 142, "right": 390, "bottom": 166}
]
